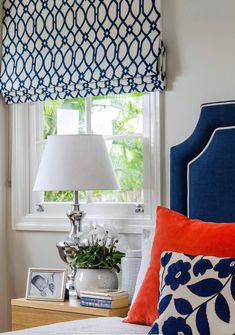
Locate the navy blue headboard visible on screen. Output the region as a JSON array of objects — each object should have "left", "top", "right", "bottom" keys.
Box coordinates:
[{"left": 170, "top": 101, "right": 235, "bottom": 222}]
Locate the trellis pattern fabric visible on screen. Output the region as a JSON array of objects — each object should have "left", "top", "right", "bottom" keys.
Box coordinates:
[{"left": 0, "top": 0, "right": 166, "bottom": 104}]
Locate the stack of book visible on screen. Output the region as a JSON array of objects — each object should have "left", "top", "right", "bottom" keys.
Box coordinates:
[{"left": 79, "top": 289, "right": 129, "bottom": 309}]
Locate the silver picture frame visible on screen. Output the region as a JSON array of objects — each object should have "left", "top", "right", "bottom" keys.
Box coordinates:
[{"left": 26, "top": 268, "right": 67, "bottom": 301}]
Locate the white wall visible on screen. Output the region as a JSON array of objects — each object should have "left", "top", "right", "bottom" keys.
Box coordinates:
[
  {"left": 0, "top": 0, "right": 9, "bottom": 331},
  {"left": 161, "top": 0, "right": 235, "bottom": 204},
  {"left": 3, "top": 0, "right": 235, "bottom": 331},
  {"left": 0, "top": 97, "right": 8, "bottom": 332}
]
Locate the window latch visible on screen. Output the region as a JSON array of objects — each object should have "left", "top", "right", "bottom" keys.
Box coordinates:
[
  {"left": 35, "top": 203, "right": 45, "bottom": 212},
  {"left": 135, "top": 204, "right": 144, "bottom": 214}
]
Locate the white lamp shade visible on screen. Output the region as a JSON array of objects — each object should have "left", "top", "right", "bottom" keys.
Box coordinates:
[{"left": 33, "top": 135, "right": 119, "bottom": 191}]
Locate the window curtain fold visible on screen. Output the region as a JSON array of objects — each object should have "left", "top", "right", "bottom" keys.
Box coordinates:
[{"left": 0, "top": 0, "right": 166, "bottom": 104}]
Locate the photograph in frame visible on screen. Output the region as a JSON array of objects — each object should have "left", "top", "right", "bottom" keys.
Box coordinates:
[{"left": 26, "top": 268, "right": 67, "bottom": 301}]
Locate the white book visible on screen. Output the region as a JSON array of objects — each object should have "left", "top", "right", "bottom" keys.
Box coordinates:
[{"left": 80, "top": 289, "right": 129, "bottom": 300}]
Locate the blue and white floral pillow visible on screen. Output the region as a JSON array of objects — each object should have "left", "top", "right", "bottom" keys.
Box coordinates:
[{"left": 149, "top": 251, "right": 235, "bottom": 335}]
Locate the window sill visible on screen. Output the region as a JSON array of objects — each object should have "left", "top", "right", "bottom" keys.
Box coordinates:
[{"left": 13, "top": 213, "right": 154, "bottom": 234}]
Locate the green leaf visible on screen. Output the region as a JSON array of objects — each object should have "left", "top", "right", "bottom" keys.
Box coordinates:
[{"left": 75, "top": 244, "right": 125, "bottom": 271}]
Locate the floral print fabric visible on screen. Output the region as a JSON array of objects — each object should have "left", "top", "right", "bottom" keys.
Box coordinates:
[{"left": 149, "top": 252, "right": 235, "bottom": 335}]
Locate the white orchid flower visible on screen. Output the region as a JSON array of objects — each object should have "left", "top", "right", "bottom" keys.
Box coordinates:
[
  {"left": 103, "top": 223, "right": 119, "bottom": 240},
  {"left": 87, "top": 226, "right": 106, "bottom": 244}
]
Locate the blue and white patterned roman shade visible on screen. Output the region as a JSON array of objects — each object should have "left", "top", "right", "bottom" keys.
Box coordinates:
[{"left": 0, "top": 0, "right": 166, "bottom": 104}]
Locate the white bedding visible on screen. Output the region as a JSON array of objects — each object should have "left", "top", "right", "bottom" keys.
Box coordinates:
[{"left": 4, "top": 317, "right": 151, "bottom": 335}]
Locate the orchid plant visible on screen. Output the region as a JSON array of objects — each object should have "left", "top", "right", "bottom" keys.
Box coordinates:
[{"left": 75, "top": 223, "right": 125, "bottom": 272}]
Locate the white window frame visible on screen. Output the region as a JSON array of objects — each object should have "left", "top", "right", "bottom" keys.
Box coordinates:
[{"left": 10, "top": 92, "right": 162, "bottom": 234}]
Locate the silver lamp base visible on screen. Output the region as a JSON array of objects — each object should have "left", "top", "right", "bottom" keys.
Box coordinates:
[{"left": 56, "top": 191, "right": 85, "bottom": 300}]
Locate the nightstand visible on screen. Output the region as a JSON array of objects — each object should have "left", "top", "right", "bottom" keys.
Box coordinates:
[{"left": 11, "top": 298, "right": 129, "bottom": 331}]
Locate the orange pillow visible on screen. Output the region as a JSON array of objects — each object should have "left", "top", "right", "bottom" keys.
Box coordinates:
[{"left": 124, "top": 206, "right": 235, "bottom": 326}]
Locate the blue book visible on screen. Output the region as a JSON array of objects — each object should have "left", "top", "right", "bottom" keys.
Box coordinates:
[{"left": 80, "top": 296, "right": 128, "bottom": 309}]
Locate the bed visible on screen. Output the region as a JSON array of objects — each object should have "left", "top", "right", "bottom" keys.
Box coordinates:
[
  {"left": 171, "top": 100, "right": 235, "bottom": 221},
  {"left": 3, "top": 317, "right": 150, "bottom": 335},
  {"left": 5, "top": 100, "right": 235, "bottom": 334}
]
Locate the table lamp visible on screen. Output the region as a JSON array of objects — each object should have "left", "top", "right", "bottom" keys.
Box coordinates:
[{"left": 33, "top": 134, "right": 118, "bottom": 297}]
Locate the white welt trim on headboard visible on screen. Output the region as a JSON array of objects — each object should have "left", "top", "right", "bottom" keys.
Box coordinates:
[
  {"left": 187, "top": 125, "right": 235, "bottom": 217},
  {"left": 201, "top": 100, "right": 235, "bottom": 107}
]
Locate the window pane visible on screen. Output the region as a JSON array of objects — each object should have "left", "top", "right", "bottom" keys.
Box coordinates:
[
  {"left": 44, "top": 191, "right": 74, "bottom": 202},
  {"left": 43, "top": 98, "right": 86, "bottom": 202},
  {"left": 42, "top": 93, "right": 144, "bottom": 203},
  {"left": 43, "top": 98, "right": 86, "bottom": 139},
  {"left": 92, "top": 138, "right": 144, "bottom": 203},
  {"left": 91, "top": 93, "right": 143, "bottom": 135},
  {"left": 44, "top": 191, "right": 86, "bottom": 202}
]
